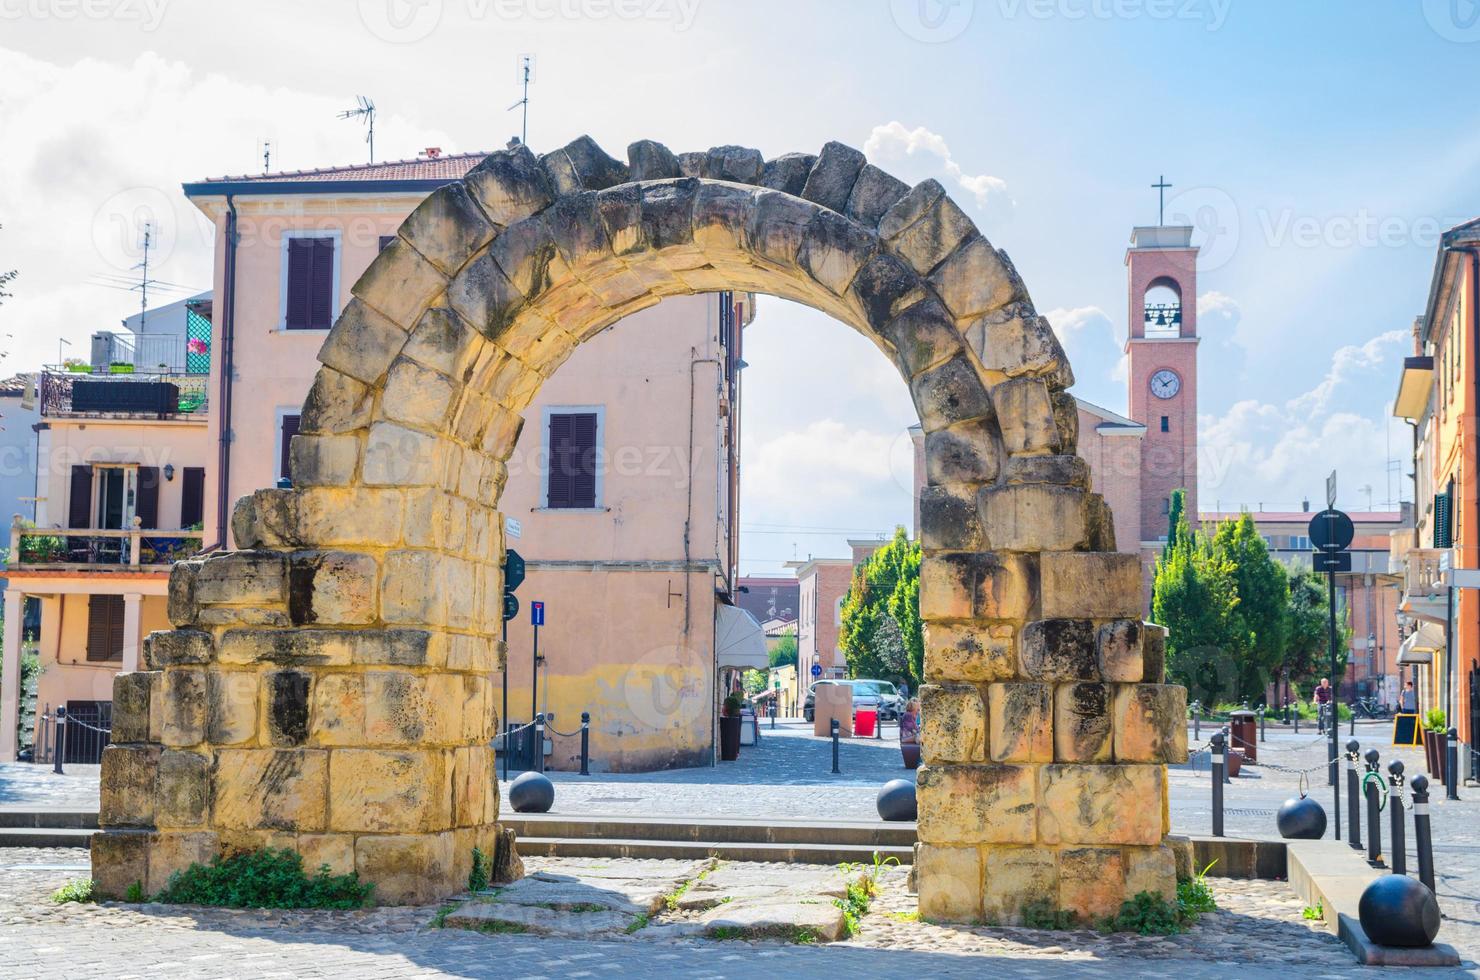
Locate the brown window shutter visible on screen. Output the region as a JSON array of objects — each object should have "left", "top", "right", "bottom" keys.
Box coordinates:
[
  {"left": 135, "top": 466, "right": 160, "bottom": 529},
  {"left": 286, "top": 238, "right": 313, "bottom": 329},
  {"left": 180, "top": 467, "right": 206, "bottom": 527},
  {"left": 280, "top": 414, "right": 301, "bottom": 482},
  {"left": 546, "top": 414, "right": 572, "bottom": 508},
  {"left": 546, "top": 412, "right": 598, "bottom": 509},
  {"left": 86, "top": 595, "right": 124, "bottom": 662},
  {"left": 68, "top": 465, "right": 94, "bottom": 529},
  {"left": 310, "top": 238, "right": 335, "bottom": 329}
]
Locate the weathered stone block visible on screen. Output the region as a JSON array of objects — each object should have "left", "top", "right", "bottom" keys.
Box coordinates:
[
  {"left": 964, "top": 303, "right": 1071, "bottom": 383},
  {"left": 398, "top": 182, "right": 497, "bottom": 276},
  {"left": 353, "top": 629, "right": 433, "bottom": 667},
  {"left": 982, "top": 846, "right": 1056, "bottom": 926},
  {"left": 111, "top": 670, "right": 160, "bottom": 743},
  {"left": 924, "top": 419, "right": 1001, "bottom": 486},
  {"left": 91, "top": 829, "right": 150, "bottom": 899},
  {"left": 155, "top": 750, "right": 211, "bottom": 828},
  {"left": 882, "top": 297, "right": 962, "bottom": 378},
  {"left": 329, "top": 748, "right": 451, "bottom": 833},
  {"left": 1001, "top": 455, "right": 1089, "bottom": 491},
  {"left": 848, "top": 252, "right": 923, "bottom": 333},
  {"left": 928, "top": 236, "right": 1025, "bottom": 321},
  {"left": 880, "top": 179, "right": 977, "bottom": 276},
  {"left": 143, "top": 629, "right": 213, "bottom": 669},
  {"left": 1038, "top": 764, "right": 1161, "bottom": 845},
  {"left": 364, "top": 672, "right": 427, "bottom": 745},
  {"left": 1124, "top": 844, "right": 1177, "bottom": 902},
  {"left": 99, "top": 744, "right": 161, "bottom": 827},
  {"left": 206, "top": 669, "right": 258, "bottom": 745},
  {"left": 354, "top": 830, "right": 458, "bottom": 906},
  {"left": 1019, "top": 619, "right": 1097, "bottom": 681},
  {"left": 800, "top": 141, "right": 866, "bottom": 213},
  {"left": 380, "top": 551, "right": 450, "bottom": 627},
  {"left": 446, "top": 250, "right": 525, "bottom": 338},
  {"left": 986, "top": 683, "right": 1053, "bottom": 763},
  {"left": 798, "top": 209, "right": 875, "bottom": 296},
  {"left": 748, "top": 189, "right": 819, "bottom": 271},
  {"left": 362, "top": 422, "right": 444, "bottom": 487},
  {"left": 1054, "top": 682, "right": 1112, "bottom": 762},
  {"left": 167, "top": 560, "right": 199, "bottom": 626},
  {"left": 265, "top": 670, "right": 312, "bottom": 746},
  {"left": 194, "top": 552, "right": 287, "bottom": 606},
  {"left": 232, "top": 490, "right": 300, "bottom": 550},
  {"left": 1051, "top": 390, "right": 1078, "bottom": 451},
  {"left": 1085, "top": 493, "right": 1117, "bottom": 551},
  {"left": 919, "top": 484, "right": 983, "bottom": 552},
  {"left": 924, "top": 623, "right": 1016, "bottom": 683},
  {"left": 381, "top": 357, "right": 457, "bottom": 429},
  {"left": 464, "top": 144, "right": 553, "bottom": 227},
  {"left": 160, "top": 668, "right": 207, "bottom": 747},
  {"left": 300, "top": 368, "right": 374, "bottom": 436},
  {"left": 451, "top": 745, "right": 493, "bottom": 827},
  {"left": 979, "top": 484, "right": 1091, "bottom": 553},
  {"left": 316, "top": 299, "right": 409, "bottom": 386},
  {"left": 915, "top": 843, "right": 982, "bottom": 921},
  {"left": 1058, "top": 846, "right": 1125, "bottom": 920},
  {"left": 1097, "top": 620, "right": 1143, "bottom": 683},
  {"left": 845, "top": 163, "right": 909, "bottom": 227},
  {"left": 402, "top": 307, "right": 477, "bottom": 380},
  {"left": 351, "top": 236, "right": 448, "bottom": 326},
  {"left": 214, "top": 748, "right": 328, "bottom": 831},
  {"left": 1113, "top": 683, "right": 1188, "bottom": 763},
  {"left": 289, "top": 431, "right": 358, "bottom": 488},
  {"left": 917, "top": 764, "right": 1036, "bottom": 844},
  {"left": 920, "top": 683, "right": 987, "bottom": 764},
  {"left": 759, "top": 152, "right": 816, "bottom": 195},
  {"left": 288, "top": 551, "right": 378, "bottom": 626},
  {"left": 918, "top": 552, "right": 1035, "bottom": 623},
  {"left": 910, "top": 354, "right": 994, "bottom": 431},
  {"left": 296, "top": 488, "right": 404, "bottom": 547},
  {"left": 702, "top": 143, "right": 763, "bottom": 183},
  {"left": 990, "top": 377, "right": 1058, "bottom": 456},
  {"left": 1142, "top": 624, "right": 1168, "bottom": 683},
  {"left": 628, "top": 139, "right": 680, "bottom": 181},
  {"left": 639, "top": 179, "right": 700, "bottom": 251},
  {"left": 298, "top": 832, "right": 357, "bottom": 877},
  {"left": 1040, "top": 552, "right": 1143, "bottom": 620},
  {"left": 312, "top": 672, "right": 365, "bottom": 745}
]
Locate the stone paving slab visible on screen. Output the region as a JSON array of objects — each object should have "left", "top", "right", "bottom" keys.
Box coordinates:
[
  {"left": 697, "top": 894, "right": 848, "bottom": 942},
  {"left": 677, "top": 861, "right": 847, "bottom": 910}
]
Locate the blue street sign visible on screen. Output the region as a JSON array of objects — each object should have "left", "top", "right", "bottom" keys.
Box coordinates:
[
  {"left": 810, "top": 663, "right": 822, "bottom": 678},
  {"left": 531, "top": 600, "right": 545, "bottom": 627}
]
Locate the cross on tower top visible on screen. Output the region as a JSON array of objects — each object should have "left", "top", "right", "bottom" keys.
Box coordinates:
[{"left": 1152, "top": 175, "right": 1172, "bottom": 226}]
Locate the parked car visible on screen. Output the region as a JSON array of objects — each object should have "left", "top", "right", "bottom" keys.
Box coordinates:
[{"left": 802, "top": 678, "right": 904, "bottom": 722}]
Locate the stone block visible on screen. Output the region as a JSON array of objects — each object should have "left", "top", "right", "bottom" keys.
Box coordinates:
[
  {"left": 194, "top": 552, "right": 287, "bottom": 607},
  {"left": 296, "top": 488, "right": 404, "bottom": 547},
  {"left": 288, "top": 551, "right": 378, "bottom": 626},
  {"left": 300, "top": 368, "right": 374, "bottom": 436},
  {"left": 1124, "top": 844, "right": 1177, "bottom": 902},
  {"left": 380, "top": 551, "right": 451, "bottom": 627},
  {"left": 316, "top": 299, "right": 409, "bottom": 386},
  {"left": 397, "top": 181, "right": 497, "bottom": 276},
  {"left": 382, "top": 357, "right": 458, "bottom": 430},
  {"left": 403, "top": 307, "right": 477, "bottom": 379},
  {"left": 919, "top": 484, "right": 983, "bottom": 552},
  {"left": 1054, "top": 682, "right": 1112, "bottom": 762},
  {"left": 910, "top": 354, "right": 994, "bottom": 431},
  {"left": 167, "top": 561, "right": 199, "bottom": 626},
  {"left": 982, "top": 846, "right": 1057, "bottom": 926},
  {"left": 692, "top": 182, "right": 756, "bottom": 253},
  {"left": 329, "top": 748, "right": 451, "bottom": 833},
  {"left": 916, "top": 764, "right": 1036, "bottom": 844},
  {"left": 703, "top": 143, "right": 763, "bottom": 183},
  {"left": 918, "top": 552, "right": 1035, "bottom": 623},
  {"left": 759, "top": 152, "right": 816, "bottom": 195},
  {"left": 1039, "top": 552, "right": 1143, "bottom": 620},
  {"left": 881, "top": 297, "right": 962, "bottom": 379},
  {"left": 265, "top": 670, "right": 312, "bottom": 746},
  {"left": 364, "top": 671, "right": 428, "bottom": 744},
  {"left": 924, "top": 419, "right": 1001, "bottom": 486},
  {"left": 351, "top": 236, "right": 446, "bottom": 328},
  {"left": 628, "top": 139, "right": 680, "bottom": 181},
  {"left": 464, "top": 144, "right": 553, "bottom": 227},
  {"left": 488, "top": 215, "right": 557, "bottom": 298},
  {"left": 1097, "top": 620, "right": 1144, "bottom": 683},
  {"left": 964, "top": 303, "right": 1071, "bottom": 384},
  {"left": 1113, "top": 683, "right": 1188, "bottom": 764},
  {"left": 880, "top": 180, "right": 977, "bottom": 276},
  {"left": 1084, "top": 493, "right": 1117, "bottom": 551},
  {"left": 354, "top": 830, "right": 458, "bottom": 906},
  {"left": 353, "top": 629, "right": 434, "bottom": 667},
  {"left": 219, "top": 629, "right": 350, "bottom": 667},
  {"left": 1001, "top": 454, "right": 1089, "bottom": 489},
  {"left": 298, "top": 832, "right": 357, "bottom": 877},
  {"left": 798, "top": 209, "right": 875, "bottom": 296},
  {"left": 312, "top": 672, "right": 365, "bottom": 745},
  {"left": 111, "top": 670, "right": 160, "bottom": 743},
  {"left": 845, "top": 163, "right": 909, "bottom": 227},
  {"left": 986, "top": 683, "right": 1053, "bottom": 763},
  {"left": 147, "top": 831, "right": 219, "bottom": 894},
  {"left": 451, "top": 745, "right": 493, "bottom": 827},
  {"left": 928, "top": 236, "right": 1025, "bottom": 321},
  {"left": 915, "top": 843, "right": 982, "bottom": 922},
  {"left": 990, "top": 377, "right": 1058, "bottom": 456},
  {"left": 1051, "top": 390, "right": 1078, "bottom": 452},
  {"left": 213, "top": 748, "right": 328, "bottom": 832},
  {"left": 206, "top": 670, "right": 258, "bottom": 745},
  {"left": 799, "top": 140, "right": 866, "bottom": 213},
  {"left": 289, "top": 434, "right": 359, "bottom": 488},
  {"left": 1058, "top": 847, "right": 1125, "bottom": 921},
  {"left": 160, "top": 668, "right": 207, "bottom": 747},
  {"left": 446, "top": 250, "right": 525, "bottom": 338},
  {"left": 848, "top": 252, "right": 924, "bottom": 333},
  {"left": 924, "top": 623, "right": 1016, "bottom": 683},
  {"left": 920, "top": 683, "right": 987, "bottom": 764},
  {"left": 1142, "top": 624, "right": 1168, "bottom": 683},
  {"left": 978, "top": 484, "right": 1092, "bottom": 552},
  {"left": 363, "top": 422, "right": 444, "bottom": 487},
  {"left": 91, "top": 829, "right": 150, "bottom": 899},
  {"left": 639, "top": 179, "right": 700, "bottom": 251},
  {"left": 144, "top": 629, "right": 213, "bottom": 669},
  {"left": 545, "top": 135, "right": 630, "bottom": 193},
  {"left": 232, "top": 490, "right": 300, "bottom": 550},
  {"left": 99, "top": 744, "right": 161, "bottom": 828},
  {"left": 749, "top": 189, "right": 819, "bottom": 271},
  {"left": 155, "top": 750, "right": 211, "bottom": 828},
  {"left": 1038, "top": 764, "right": 1161, "bottom": 846},
  {"left": 1019, "top": 619, "right": 1098, "bottom": 681}
]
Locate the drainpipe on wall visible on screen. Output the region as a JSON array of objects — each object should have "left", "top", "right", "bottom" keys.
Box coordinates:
[
  {"left": 688, "top": 350, "right": 721, "bottom": 765},
  {"left": 212, "top": 195, "right": 239, "bottom": 550}
]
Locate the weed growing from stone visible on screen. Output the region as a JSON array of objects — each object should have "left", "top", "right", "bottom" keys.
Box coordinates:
[
  {"left": 124, "top": 880, "right": 146, "bottom": 903},
  {"left": 626, "top": 912, "right": 651, "bottom": 934},
  {"left": 467, "top": 847, "right": 490, "bottom": 893},
  {"left": 1176, "top": 860, "right": 1218, "bottom": 925},
  {"left": 431, "top": 903, "right": 457, "bottom": 928},
  {"left": 1102, "top": 891, "right": 1181, "bottom": 935},
  {"left": 151, "top": 848, "right": 373, "bottom": 910},
  {"left": 51, "top": 879, "right": 95, "bottom": 904},
  {"left": 1302, "top": 903, "right": 1324, "bottom": 921}
]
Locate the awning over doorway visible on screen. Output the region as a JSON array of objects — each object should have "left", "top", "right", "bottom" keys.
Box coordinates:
[
  {"left": 1398, "top": 622, "right": 1443, "bottom": 665},
  {"left": 715, "top": 604, "right": 768, "bottom": 670}
]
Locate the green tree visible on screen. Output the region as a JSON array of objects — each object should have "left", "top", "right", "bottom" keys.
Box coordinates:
[
  {"left": 1283, "top": 567, "right": 1349, "bottom": 694},
  {"left": 767, "top": 634, "right": 798, "bottom": 670},
  {"left": 1163, "top": 488, "right": 1187, "bottom": 560},
  {"left": 839, "top": 527, "right": 923, "bottom": 689},
  {"left": 1152, "top": 507, "right": 1246, "bottom": 705},
  {"left": 1212, "top": 514, "right": 1289, "bottom": 700},
  {"left": 741, "top": 668, "right": 768, "bottom": 694}
]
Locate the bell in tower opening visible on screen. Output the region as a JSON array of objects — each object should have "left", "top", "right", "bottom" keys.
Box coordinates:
[{"left": 1143, "top": 277, "right": 1183, "bottom": 337}]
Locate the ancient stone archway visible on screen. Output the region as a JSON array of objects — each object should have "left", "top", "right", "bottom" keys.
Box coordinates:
[{"left": 93, "top": 137, "right": 1187, "bottom": 921}]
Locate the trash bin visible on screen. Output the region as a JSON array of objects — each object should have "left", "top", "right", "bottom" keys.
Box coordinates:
[
  {"left": 1229, "top": 709, "right": 1257, "bottom": 764},
  {"left": 855, "top": 708, "right": 877, "bottom": 738}
]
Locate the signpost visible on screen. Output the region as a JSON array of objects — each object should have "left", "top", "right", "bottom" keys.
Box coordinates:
[
  {"left": 530, "top": 599, "right": 546, "bottom": 729},
  {"left": 1309, "top": 500, "right": 1351, "bottom": 839},
  {"left": 810, "top": 662, "right": 822, "bottom": 678},
  {"left": 501, "top": 549, "right": 525, "bottom": 773}
]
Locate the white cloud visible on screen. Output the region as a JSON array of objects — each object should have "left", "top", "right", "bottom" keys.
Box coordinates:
[
  {"left": 863, "top": 122, "right": 1011, "bottom": 214},
  {"left": 1042, "top": 304, "right": 1127, "bottom": 388},
  {"left": 1285, "top": 329, "right": 1407, "bottom": 417},
  {"left": 1197, "top": 290, "right": 1242, "bottom": 333}
]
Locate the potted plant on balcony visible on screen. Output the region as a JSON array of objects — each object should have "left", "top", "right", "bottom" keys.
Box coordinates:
[
  {"left": 108, "top": 361, "right": 134, "bottom": 374},
  {"left": 1422, "top": 708, "right": 1448, "bottom": 781},
  {"left": 719, "top": 692, "right": 745, "bottom": 761}
]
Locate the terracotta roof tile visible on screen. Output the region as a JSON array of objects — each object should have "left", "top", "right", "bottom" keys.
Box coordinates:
[{"left": 196, "top": 151, "right": 491, "bottom": 185}]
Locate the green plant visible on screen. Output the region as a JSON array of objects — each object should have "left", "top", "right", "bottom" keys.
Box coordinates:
[
  {"left": 1423, "top": 708, "right": 1447, "bottom": 733},
  {"left": 791, "top": 926, "right": 820, "bottom": 944},
  {"left": 1176, "top": 861, "right": 1218, "bottom": 923},
  {"left": 831, "top": 854, "right": 895, "bottom": 938},
  {"left": 51, "top": 879, "right": 95, "bottom": 904},
  {"left": 1021, "top": 899, "right": 1078, "bottom": 930},
  {"left": 431, "top": 903, "right": 457, "bottom": 928},
  {"left": 468, "top": 847, "right": 490, "bottom": 892},
  {"left": 151, "top": 848, "right": 373, "bottom": 909},
  {"left": 1104, "top": 891, "right": 1181, "bottom": 936},
  {"left": 722, "top": 692, "right": 746, "bottom": 717},
  {"left": 626, "top": 911, "right": 650, "bottom": 933},
  {"left": 1303, "top": 902, "right": 1324, "bottom": 921},
  {"left": 124, "top": 880, "right": 146, "bottom": 903}
]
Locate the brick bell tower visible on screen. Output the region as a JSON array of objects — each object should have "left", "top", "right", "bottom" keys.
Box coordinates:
[{"left": 1126, "top": 218, "right": 1200, "bottom": 545}]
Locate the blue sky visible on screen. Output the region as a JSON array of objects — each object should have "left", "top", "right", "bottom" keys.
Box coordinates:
[{"left": 2, "top": 0, "right": 1476, "bottom": 573}]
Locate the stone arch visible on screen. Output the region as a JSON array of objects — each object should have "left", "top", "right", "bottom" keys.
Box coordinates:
[{"left": 94, "top": 137, "right": 1187, "bottom": 921}]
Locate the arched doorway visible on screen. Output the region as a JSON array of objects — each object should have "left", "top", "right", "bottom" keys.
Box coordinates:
[{"left": 93, "top": 136, "right": 1186, "bottom": 923}]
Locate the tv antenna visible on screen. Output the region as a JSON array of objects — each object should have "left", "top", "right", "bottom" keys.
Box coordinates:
[
  {"left": 338, "top": 95, "right": 376, "bottom": 163},
  {"left": 507, "top": 55, "right": 535, "bottom": 146},
  {"left": 132, "top": 223, "right": 158, "bottom": 331},
  {"left": 261, "top": 138, "right": 272, "bottom": 173}
]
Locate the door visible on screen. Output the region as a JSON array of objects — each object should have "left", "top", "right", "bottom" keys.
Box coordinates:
[{"left": 93, "top": 467, "right": 137, "bottom": 563}]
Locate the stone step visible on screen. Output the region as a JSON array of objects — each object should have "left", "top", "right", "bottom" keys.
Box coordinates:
[
  {"left": 515, "top": 836, "right": 915, "bottom": 866},
  {"left": 501, "top": 813, "right": 916, "bottom": 848},
  {"left": 0, "top": 827, "right": 96, "bottom": 848},
  {"left": 0, "top": 809, "right": 99, "bottom": 829}
]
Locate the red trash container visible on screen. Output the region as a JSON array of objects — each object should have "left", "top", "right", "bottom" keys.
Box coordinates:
[{"left": 855, "top": 708, "right": 877, "bottom": 737}]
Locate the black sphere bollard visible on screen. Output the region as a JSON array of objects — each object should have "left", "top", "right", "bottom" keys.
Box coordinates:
[
  {"left": 1365, "top": 748, "right": 1383, "bottom": 866},
  {"left": 579, "top": 711, "right": 590, "bottom": 776},
  {"left": 509, "top": 771, "right": 555, "bottom": 813},
  {"left": 1411, "top": 774, "right": 1436, "bottom": 897},
  {"left": 1446, "top": 727, "right": 1460, "bottom": 801},
  {"left": 1346, "top": 739, "right": 1363, "bottom": 851},
  {"left": 831, "top": 718, "right": 840, "bottom": 775},
  {"left": 1276, "top": 794, "right": 1327, "bottom": 839},
  {"left": 876, "top": 779, "right": 917, "bottom": 821},
  {"left": 1388, "top": 760, "right": 1407, "bottom": 876},
  {"left": 1358, "top": 875, "right": 1440, "bottom": 948},
  {"left": 1210, "top": 732, "right": 1226, "bottom": 837}
]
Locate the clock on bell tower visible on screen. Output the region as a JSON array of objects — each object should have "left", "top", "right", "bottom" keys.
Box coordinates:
[{"left": 1126, "top": 221, "right": 1200, "bottom": 544}]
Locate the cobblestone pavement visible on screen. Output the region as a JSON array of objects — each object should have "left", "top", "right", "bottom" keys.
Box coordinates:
[
  {"left": 0, "top": 848, "right": 1424, "bottom": 978},
  {"left": 0, "top": 762, "right": 98, "bottom": 809}
]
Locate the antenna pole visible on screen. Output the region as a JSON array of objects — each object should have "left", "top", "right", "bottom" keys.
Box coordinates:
[
  {"left": 263, "top": 139, "right": 271, "bottom": 174},
  {"left": 139, "top": 223, "right": 150, "bottom": 332},
  {"left": 521, "top": 56, "right": 530, "bottom": 145}
]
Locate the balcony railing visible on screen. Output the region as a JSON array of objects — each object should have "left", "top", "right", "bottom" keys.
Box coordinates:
[
  {"left": 39, "top": 369, "right": 209, "bottom": 419},
  {"left": 1400, "top": 547, "right": 1449, "bottom": 599},
  {"left": 7, "top": 519, "right": 204, "bottom": 569}
]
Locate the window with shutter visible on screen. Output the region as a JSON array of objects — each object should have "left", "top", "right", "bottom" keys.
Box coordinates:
[
  {"left": 67, "top": 465, "right": 93, "bottom": 529},
  {"left": 285, "top": 236, "right": 336, "bottom": 329},
  {"left": 1435, "top": 489, "right": 1454, "bottom": 549},
  {"left": 180, "top": 467, "right": 206, "bottom": 528},
  {"left": 280, "top": 414, "right": 301, "bottom": 482},
  {"left": 86, "top": 595, "right": 125, "bottom": 662},
  {"left": 546, "top": 411, "right": 599, "bottom": 509},
  {"left": 135, "top": 466, "right": 160, "bottom": 530}
]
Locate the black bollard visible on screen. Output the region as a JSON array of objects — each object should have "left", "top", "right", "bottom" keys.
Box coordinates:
[
  {"left": 1193, "top": 701, "right": 1201, "bottom": 741},
  {"left": 831, "top": 719, "right": 840, "bottom": 775},
  {"left": 579, "top": 711, "right": 590, "bottom": 776},
  {"left": 1260, "top": 707, "right": 1267, "bottom": 743},
  {"left": 1365, "top": 748, "right": 1383, "bottom": 866},
  {"left": 770, "top": 702, "right": 776, "bottom": 730},
  {"left": 1411, "top": 774, "right": 1436, "bottom": 897},
  {"left": 1328, "top": 729, "right": 1338, "bottom": 787},
  {"left": 1388, "top": 760, "right": 1406, "bottom": 876},
  {"left": 1221, "top": 726, "right": 1233, "bottom": 784},
  {"left": 535, "top": 713, "right": 546, "bottom": 774},
  {"left": 1211, "top": 732, "right": 1226, "bottom": 837},
  {"left": 1294, "top": 705, "right": 1300, "bottom": 735},
  {"left": 52, "top": 706, "right": 66, "bottom": 776},
  {"left": 1446, "top": 727, "right": 1460, "bottom": 801},
  {"left": 1350, "top": 702, "right": 1356, "bottom": 737},
  {"left": 1346, "top": 739, "right": 1363, "bottom": 851},
  {"left": 1285, "top": 699, "right": 1292, "bottom": 725}
]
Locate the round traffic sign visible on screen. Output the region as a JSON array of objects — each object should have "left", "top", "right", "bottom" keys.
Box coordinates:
[
  {"left": 810, "top": 663, "right": 822, "bottom": 678},
  {"left": 1308, "top": 509, "right": 1354, "bottom": 553}
]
